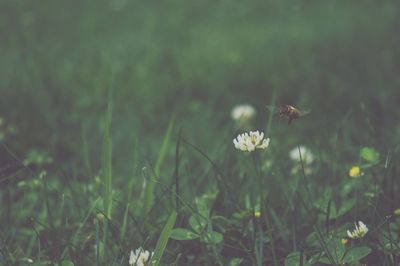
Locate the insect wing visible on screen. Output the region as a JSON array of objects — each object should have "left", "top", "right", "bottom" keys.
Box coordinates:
[
  {"left": 266, "top": 105, "right": 280, "bottom": 114},
  {"left": 299, "top": 109, "right": 311, "bottom": 117}
]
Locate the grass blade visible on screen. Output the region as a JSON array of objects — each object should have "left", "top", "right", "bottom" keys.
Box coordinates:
[
  {"left": 102, "top": 102, "right": 113, "bottom": 219},
  {"left": 120, "top": 203, "right": 130, "bottom": 241},
  {"left": 151, "top": 211, "right": 177, "bottom": 266},
  {"left": 174, "top": 128, "right": 182, "bottom": 213},
  {"left": 101, "top": 101, "right": 113, "bottom": 262},
  {"left": 81, "top": 123, "right": 92, "bottom": 177},
  {"left": 143, "top": 116, "right": 175, "bottom": 214}
]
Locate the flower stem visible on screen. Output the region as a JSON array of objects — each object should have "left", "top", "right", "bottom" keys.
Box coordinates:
[
  {"left": 298, "top": 145, "right": 313, "bottom": 204},
  {"left": 251, "top": 153, "right": 278, "bottom": 266}
]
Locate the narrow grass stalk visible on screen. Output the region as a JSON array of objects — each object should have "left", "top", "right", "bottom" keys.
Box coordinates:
[
  {"left": 264, "top": 211, "right": 278, "bottom": 266},
  {"left": 151, "top": 211, "right": 177, "bottom": 266},
  {"left": 313, "top": 225, "right": 336, "bottom": 265},
  {"left": 71, "top": 197, "right": 101, "bottom": 247},
  {"left": 81, "top": 123, "right": 92, "bottom": 177},
  {"left": 120, "top": 203, "right": 130, "bottom": 241},
  {"left": 251, "top": 154, "right": 263, "bottom": 266},
  {"left": 296, "top": 190, "right": 337, "bottom": 265},
  {"left": 102, "top": 102, "right": 113, "bottom": 219},
  {"left": 59, "top": 197, "right": 102, "bottom": 263},
  {"left": 101, "top": 102, "right": 113, "bottom": 261},
  {"left": 298, "top": 146, "right": 313, "bottom": 204},
  {"left": 292, "top": 201, "right": 298, "bottom": 251},
  {"left": 95, "top": 218, "right": 100, "bottom": 265},
  {"left": 183, "top": 138, "right": 238, "bottom": 210},
  {"left": 325, "top": 199, "right": 331, "bottom": 235},
  {"left": 174, "top": 128, "right": 182, "bottom": 213},
  {"left": 143, "top": 116, "right": 175, "bottom": 215},
  {"left": 251, "top": 154, "right": 278, "bottom": 266},
  {"left": 40, "top": 171, "right": 54, "bottom": 229}
]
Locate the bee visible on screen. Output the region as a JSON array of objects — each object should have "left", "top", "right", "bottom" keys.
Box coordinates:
[{"left": 266, "top": 104, "right": 310, "bottom": 124}]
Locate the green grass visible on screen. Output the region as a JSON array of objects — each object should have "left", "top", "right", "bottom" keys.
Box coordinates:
[{"left": 1, "top": 0, "right": 400, "bottom": 265}]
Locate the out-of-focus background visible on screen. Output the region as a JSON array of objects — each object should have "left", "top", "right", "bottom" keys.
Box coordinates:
[
  {"left": 1, "top": 0, "right": 400, "bottom": 265},
  {"left": 2, "top": 1, "right": 399, "bottom": 162}
]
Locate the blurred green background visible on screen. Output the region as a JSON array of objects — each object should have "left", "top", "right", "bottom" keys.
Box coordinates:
[
  {"left": 2, "top": 0, "right": 399, "bottom": 164},
  {"left": 1, "top": 0, "right": 400, "bottom": 264}
]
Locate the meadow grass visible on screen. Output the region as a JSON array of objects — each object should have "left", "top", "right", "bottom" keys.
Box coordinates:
[{"left": 1, "top": 0, "right": 400, "bottom": 265}]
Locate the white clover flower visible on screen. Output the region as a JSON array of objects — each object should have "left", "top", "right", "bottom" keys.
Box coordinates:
[
  {"left": 289, "top": 145, "right": 315, "bottom": 165},
  {"left": 347, "top": 221, "right": 368, "bottom": 239},
  {"left": 231, "top": 104, "right": 256, "bottom": 122},
  {"left": 233, "top": 131, "right": 270, "bottom": 152},
  {"left": 129, "top": 247, "right": 153, "bottom": 266}
]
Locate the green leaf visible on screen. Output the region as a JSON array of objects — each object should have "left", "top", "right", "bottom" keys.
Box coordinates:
[
  {"left": 319, "top": 257, "right": 332, "bottom": 264},
  {"left": 326, "top": 238, "right": 345, "bottom": 263},
  {"left": 314, "top": 188, "right": 332, "bottom": 211},
  {"left": 232, "top": 209, "right": 252, "bottom": 220},
  {"left": 284, "top": 252, "right": 307, "bottom": 266},
  {"left": 170, "top": 228, "right": 199, "bottom": 240},
  {"left": 189, "top": 214, "right": 207, "bottom": 234},
  {"left": 342, "top": 246, "right": 371, "bottom": 263},
  {"left": 379, "top": 231, "right": 400, "bottom": 254},
  {"left": 61, "top": 261, "right": 75, "bottom": 266},
  {"left": 228, "top": 258, "right": 244, "bottom": 266},
  {"left": 336, "top": 199, "right": 356, "bottom": 217},
  {"left": 308, "top": 253, "right": 323, "bottom": 264},
  {"left": 381, "top": 242, "right": 400, "bottom": 254},
  {"left": 151, "top": 211, "right": 177, "bottom": 266},
  {"left": 195, "top": 196, "right": 209, "bottom": 217},
  {"left": 360, "top": 147, "right": 379, "bottom": 163},
  {"left": 305, "top": 232, "right": 319, "bottom": 247},
  {"left": 201, "top": 231, "right": 223, "bottom": 244},
  {"left": 327, "top": 201, "right": 338, "bottom": 219}
]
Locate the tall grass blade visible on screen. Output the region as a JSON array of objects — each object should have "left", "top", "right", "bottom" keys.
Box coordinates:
[
  {"left": 102, "top": 102, "right": 113, "bottom": 219},
  {"left": 182, "top": 139, "right": 236, "bottom": 206},
  {"left": 313, "top": 225, "right": 336, "bottom": 265},
  {"left": 100, "top": 101, "right": 113, "bottom": 262},
  {"left": 41, "top": 171, "right": 54, "bottom": 228},
  {"left": 120, "top": 203, "right": 130, "bottom": 241},
  {"left": 143, "top": 116, "right": 175, "bottom": 214},
  {"left": 174, "top": 128, "right": 182, "bottom": 213},
  {"left": 151, "top": 211, "right": 177, "bottom": 266},
  {"left": 69, "top": 197, "right": 101, "bottom": 250},
  {"left": 81, "top": 123, "right": 92, "bottom": 177}
]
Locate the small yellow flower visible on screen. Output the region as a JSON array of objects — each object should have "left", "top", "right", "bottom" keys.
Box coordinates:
[
  {"left": 349, "top": 166, "right": 361, "bottom": 178},
  {"left": 341, "top": 238, "right": 349, "bottom": 245},
  {"left": 394, "top": 208, "right": 400, "bottom": 216},
  {"left": 254, "top": 211, "right": 261, "bottom": 218}
]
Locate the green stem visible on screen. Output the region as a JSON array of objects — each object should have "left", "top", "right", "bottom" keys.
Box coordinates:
[
  {"left": 251, "top": 153, "right": 278, "bottom": 266},
  {"left": 298, "top": 145, "right": 313, "bottom": 205}
]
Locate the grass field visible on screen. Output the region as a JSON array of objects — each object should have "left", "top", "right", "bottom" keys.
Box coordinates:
[{"left": 1, "top": 0, "right": 400, "bottom": 265}]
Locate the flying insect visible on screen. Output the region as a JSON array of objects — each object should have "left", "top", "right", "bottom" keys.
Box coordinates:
[{"left": 266, "top": 104, "right": 310, "bottom": 124}]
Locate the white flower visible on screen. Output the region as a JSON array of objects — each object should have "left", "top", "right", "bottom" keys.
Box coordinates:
[
  {"left": 231, "top": 104, "right": 256, "bottom": 122},
  {"left": 129, "top": 247, "right": 153, "bottom": 266},
  {"left": 233, "top": 131, "right": 270, "bottom": 152},
  {"left": 347, "top": 221, "right": 368, "bottom": 239},
  {"left": 289, "top": 145, "right": 315, "bottom": 165}
]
